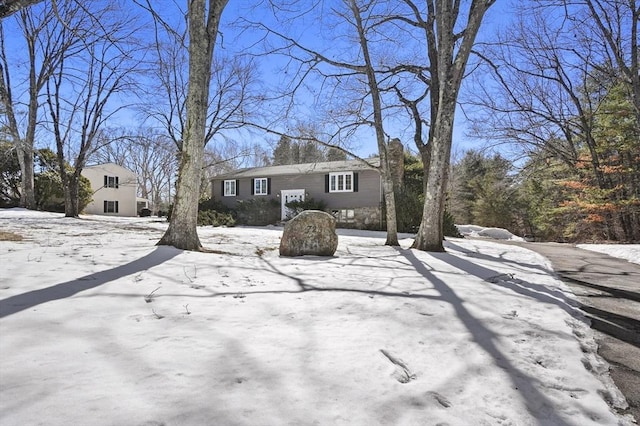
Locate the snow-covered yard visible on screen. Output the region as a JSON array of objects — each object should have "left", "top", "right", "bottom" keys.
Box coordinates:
[{"left": 0, "top": 209, "right": 634, "bottom": 425}]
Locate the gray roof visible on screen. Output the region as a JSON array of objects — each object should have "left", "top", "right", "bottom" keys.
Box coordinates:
[{"left": 213, "top": 157, "right": 381, "bottom": 180}]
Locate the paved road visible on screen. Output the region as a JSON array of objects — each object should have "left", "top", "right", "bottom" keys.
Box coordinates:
[{"left": 506, "top": 241, "right": 640, "bottom": 421}]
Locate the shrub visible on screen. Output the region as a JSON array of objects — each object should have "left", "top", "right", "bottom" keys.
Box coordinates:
[
  {"left": 395, "top": 189, "right": 424, "bottom": 233},
  {"left": 443, "top": 210, "right": 463, "bottom": 238},
  {"left": 284, "top": 197, "right": 327, "bottom": 219},
  {"left": 35, "top": 170, "right": 92, "bottom": 213},
  {"left": 198, "top": 210, "right": 235, "bottom": 227},
  {"left": 199, "top": 198, "right": 230, "bottom": 213},
  {"left": 234, "top": 198, "right": 280, "bottom": 225}
]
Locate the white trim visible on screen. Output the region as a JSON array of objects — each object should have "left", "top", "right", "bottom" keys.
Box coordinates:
[
  {"left": 281, "top": 189, "right": 305, "bottom": 220},
  {"left": 329, "top": 171, "right": 353, "bottom": 192},
  {"left": 224, "top": 180, "right": 236, "bottom": 196},
  {"left": 254, "top": 177, "right": 268, "bottom": 195}
]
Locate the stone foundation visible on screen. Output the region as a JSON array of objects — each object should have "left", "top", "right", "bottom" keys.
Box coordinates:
[{"left": 332, "top": 206, "right": 383, "bottom": 230}]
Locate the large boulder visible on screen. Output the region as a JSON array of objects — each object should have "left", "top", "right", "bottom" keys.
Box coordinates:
[{"left": 279, "top": 210, "right": 338, "bottom": 257}]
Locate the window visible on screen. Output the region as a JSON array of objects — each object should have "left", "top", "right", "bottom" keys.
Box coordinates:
[
  {"left": 252, "top": 178, "right": 269, "bottom": 195},
  {"left": 103, "top": 200, "right": 119, "bottom": 213},
  {"left": 223, "top": 180, "right": 237, "bottom": 197},
  {"left": 104, "top": 175, "right": 119, "bottom": 188},
  {"left": 333, "top": 209, "right": 355, "bottom": 223},
  {"left": 329, "top": 172, "right": 353, "bottom": 192}
]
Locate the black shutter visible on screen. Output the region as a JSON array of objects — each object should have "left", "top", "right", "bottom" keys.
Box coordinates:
[
  {"left": 251, "top": 178, "right": 255, "bottom": 195},
  {"left": 115, "top": 201, "right": 119, "bottom": 213},
  {"left": 267, "top": 178, "right": 271, "bottom": 195},
  {"left": 221, "top": 181, "right": 224, "bottom": 196},
  {"left": 236, "top": 179, "right": 240, "bottom": 196},
  {"left": 103, "top": 200, "right": 108, "bottom": 213},
  {"left": 115, "top": 176, "right": 119, "bottom": 188},
  {"left": 325, "top": 174, "right": 330, "bottom": 193},
  {"left": 104, "top": 175, "right": 107, "bottom": 187},
  {"left": 353, "top": 173, "right": 359, "bottom": 192}
]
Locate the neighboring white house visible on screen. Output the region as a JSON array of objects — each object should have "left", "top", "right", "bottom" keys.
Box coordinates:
[{"left": 81, "top": 163, "right": 138, "bottom": 217}]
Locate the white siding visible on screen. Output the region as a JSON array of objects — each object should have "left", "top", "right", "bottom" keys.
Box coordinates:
[{"left": 81, "top": 163, "right": 138, "bottom": 217}]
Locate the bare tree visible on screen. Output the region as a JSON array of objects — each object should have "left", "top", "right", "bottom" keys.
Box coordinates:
[
  {"left": 393, "top": 0, "right": 496, "bottom": 252},
  {"left": 158, "top": 0, "right": 228, "bottom": 250},
  {"left": 0, "top": 4, "right": 80, "bottom": 209},
  {"left": 139, "top": 1, "right": 259, "bottom": 155},
  {"left": 41, "top": 1, "right": 140, "bottom": 217},
  {"left": 552, "top": 0, "right": 639, "bottom": 132}
]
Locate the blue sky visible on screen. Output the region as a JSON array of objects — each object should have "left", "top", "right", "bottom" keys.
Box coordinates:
[{"left": 2, "top": 0, "right": 516, "bottom": 163}]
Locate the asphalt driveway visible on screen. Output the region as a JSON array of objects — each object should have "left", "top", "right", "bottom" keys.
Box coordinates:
[{"left": 503, "top": 241, "right": 640, "bottom": 422}]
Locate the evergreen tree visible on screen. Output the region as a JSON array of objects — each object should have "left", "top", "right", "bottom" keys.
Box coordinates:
[
  {"left": 0, "top": 141, "right": 20, "bottom": 206},
  {"left": 299, "top": 141, "right": 324, "bottom": 163},
  {"left": 273, "top": 135, "right": 292, "bottom": 165},
  {"left": 326, "top": 147, "right": 347, "bottom": 162},
  {"left": 450, "top": 150, "right": 515, "bottom": 230}
]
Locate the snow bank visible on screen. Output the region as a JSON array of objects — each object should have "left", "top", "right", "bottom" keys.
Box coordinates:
[{"left": 456, "top": 224, "right": 525, "bottom": 241}]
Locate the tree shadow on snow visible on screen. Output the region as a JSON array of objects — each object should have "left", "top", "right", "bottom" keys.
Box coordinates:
[
  {"left": 433, "top": 245, "right": 583, "bottom": 317},
  {"left": 0, "top": 246, "right": 181, "bottom": 319},
  {"left": 396, "top": 247, "right": 575, "bottom": 426}
]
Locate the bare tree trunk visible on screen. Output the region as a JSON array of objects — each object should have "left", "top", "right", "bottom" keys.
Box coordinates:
[
  {"left": 0, "top": 21, "right": 35, "bottom": 209},
  {"left": 17, "top": 148, "right": 36, "bottom": 208},
  {"left": 63, "top": 172, "right": 81, "bottom": 217},
  {"left": 348, "top": 0, "right": 398, "bottom": 246},
  {"left": 158, "top": 0, "right": 228, "bottom": 251},
  {"left": 413, "top": 101, "right": 455, "bottom": 251},
  {"left": 411, "top": 0, "right": 495, "bottom": 252}
]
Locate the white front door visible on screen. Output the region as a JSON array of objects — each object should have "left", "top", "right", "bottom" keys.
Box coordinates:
[{"left": 281, "top": 189, "right": 305, "bottom": 220}]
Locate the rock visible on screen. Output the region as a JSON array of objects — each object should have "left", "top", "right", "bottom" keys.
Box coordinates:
[{"left": 279, "top": 210, "right": 338, "bottom": 257}]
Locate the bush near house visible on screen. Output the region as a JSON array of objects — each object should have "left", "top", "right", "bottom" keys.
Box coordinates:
[
  {"left": 198, "top": 209, "right": 235, "bottom": 227},
  {"left": 284, "top": 197, "right": 328, "bottom": 219},
  {"left": 234, "top": 198, "right": 280, "bottom": 226},
  {"left": 168, "top": 198, "right": 282, "bottom": 227}
]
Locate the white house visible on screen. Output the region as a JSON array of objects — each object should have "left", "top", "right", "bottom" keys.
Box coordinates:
[{"left": 81, "top": 163, "right": 138, "bottom": 217}]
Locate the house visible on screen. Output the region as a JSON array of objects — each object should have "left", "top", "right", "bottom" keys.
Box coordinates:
[
  {"left": 81, "top": 163, "right": 138, "bottom": 217},
  {"left": 211, "top": 158, "right": 384, "bottom": 229}
]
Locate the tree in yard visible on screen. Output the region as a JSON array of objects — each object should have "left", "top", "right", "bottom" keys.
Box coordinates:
[
  {"left": 392, "top": 0, "right": 496, "bottom": 251},
  {"left": 33, "top": 148, "right": 92, "bottom": 213},
  {"left": 41, "top": 1, "right": 139, "bottom": 217},
  {"left": 157, "top": 0, "right": 228, "bottom": 250},
  {"left": 0, "top": 5, "right": 76, "bottom": 210}
]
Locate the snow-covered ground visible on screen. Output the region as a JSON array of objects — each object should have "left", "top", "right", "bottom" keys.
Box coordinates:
[
  {"left": 457, "top": 223, "right": 639, "bottom": 265},
  {"left": 0, "top": 209, "right": 634, "bottom": 425}
]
